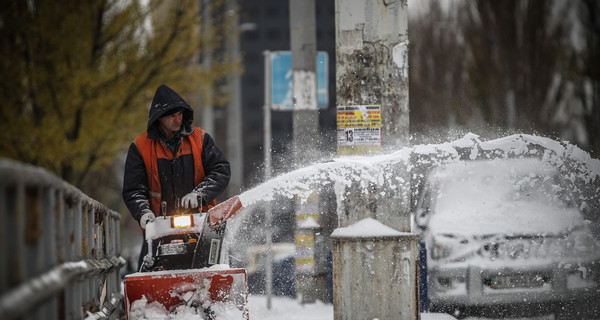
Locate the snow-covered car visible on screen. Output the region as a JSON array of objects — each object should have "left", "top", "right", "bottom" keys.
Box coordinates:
[{"left": 414, "top": 158, "right": 600, "bottom": 318}]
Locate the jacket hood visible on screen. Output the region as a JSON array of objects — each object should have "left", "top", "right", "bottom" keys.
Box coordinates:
[{"left": 147, "top": 84, "right": 194, "bottom": 138}]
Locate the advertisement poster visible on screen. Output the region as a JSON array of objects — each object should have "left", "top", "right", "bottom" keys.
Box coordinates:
[{"left": 337, "top": 105, "right": 382, "bottom": 155}]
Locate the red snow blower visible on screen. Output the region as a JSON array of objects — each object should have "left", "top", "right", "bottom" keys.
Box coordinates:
[{"left": 124, "top": 196, "right": 247, "bottom": 319}]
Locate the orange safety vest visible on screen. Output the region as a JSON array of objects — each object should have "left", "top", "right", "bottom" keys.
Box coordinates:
[{"left": 133, "top": 127, "right": 216, "bottom": 216}]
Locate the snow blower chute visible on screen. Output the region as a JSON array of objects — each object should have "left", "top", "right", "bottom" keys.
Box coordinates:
[{"left": 124, "top": 196, "right": 247, "bottom": 319}]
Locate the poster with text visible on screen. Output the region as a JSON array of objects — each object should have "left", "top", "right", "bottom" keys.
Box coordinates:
[{"left": 337, "top": 105, "right": 382, "bottom": 155}]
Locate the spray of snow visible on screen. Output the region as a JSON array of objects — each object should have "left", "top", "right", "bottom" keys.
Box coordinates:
[
  {"left": 221, "top": 133, "right": 600, "bottom": 274},
  {"left": 236, "top": 133, "right": 599, "bottom": 214}
]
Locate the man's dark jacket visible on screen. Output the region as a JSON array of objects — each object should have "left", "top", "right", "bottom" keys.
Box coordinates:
[{"left": 122, "top": 84, "right": 231, "bottom": 223}]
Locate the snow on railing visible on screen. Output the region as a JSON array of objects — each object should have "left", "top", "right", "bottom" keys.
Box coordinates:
[{"left": 0, "top": 158, "right": 125, "bottom": 320}]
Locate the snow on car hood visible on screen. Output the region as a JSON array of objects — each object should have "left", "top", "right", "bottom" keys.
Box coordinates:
[
  {"left": 427, "top": 158, "right": 585, "bottom": 237},
  {"left": 429, "top": 195, "right": 583, "bottom": 236}
]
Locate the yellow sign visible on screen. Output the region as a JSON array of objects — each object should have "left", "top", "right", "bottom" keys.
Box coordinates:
[
  {"left": 337, "top": 105, "right": 382, "bottom": 155},
  {"left": 295, "top": 234, "right": 315, "bottom": 246}
]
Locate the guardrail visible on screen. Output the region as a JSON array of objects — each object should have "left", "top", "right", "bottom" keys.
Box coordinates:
[{"left": 0, "top": 158, "right": 125, "bottom": 320}]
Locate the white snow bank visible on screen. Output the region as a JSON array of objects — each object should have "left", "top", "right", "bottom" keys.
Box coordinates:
[
  {"left": 128, "top": 294, "right": 243, "bottom": 320},
  {"left": 298, "top": 216, "right": 320, "bottom": 229},
  {"left": 247, "top": 294, "right": 458, "bottom": 320},
  {"left": 330, "top": 217, "right": 406, "bottom": 238}
]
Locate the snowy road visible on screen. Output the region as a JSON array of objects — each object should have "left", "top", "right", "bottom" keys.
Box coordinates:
[{"left": 246, "top": 295, "right": 557, "bottom": 320}]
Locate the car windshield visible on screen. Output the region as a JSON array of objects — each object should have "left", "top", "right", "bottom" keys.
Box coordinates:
[{"left": 427, "top": 158, "right": 584, "bottom": 237}]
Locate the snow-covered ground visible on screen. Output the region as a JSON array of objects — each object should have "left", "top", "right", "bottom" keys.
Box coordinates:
[
  {"left": 247, "top": 295, "right": 333, "bottom": 320},
  {"left": 126, "top": 291, "right": 560, "bottom": 319},
  {"left": 127, "top": 292, "right": 455, "bottom": 319},
  {"left": 252, "top": 294, "right": 457, "bottom": 319},
  {"left": 247, "top": 295, "right": 552, "bottom": 320}
]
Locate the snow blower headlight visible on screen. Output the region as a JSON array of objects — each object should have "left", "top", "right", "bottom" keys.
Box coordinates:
[{"left": 172, "top": 215, "right": 193, "bottom": 228}]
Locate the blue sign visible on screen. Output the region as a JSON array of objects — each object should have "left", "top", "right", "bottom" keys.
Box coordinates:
[{"left": 270, "top": 51, "right": 328, "bottom": 110}]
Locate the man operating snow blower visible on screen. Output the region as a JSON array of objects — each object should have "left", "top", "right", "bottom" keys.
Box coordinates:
[
  {"left": 122, "top": 85, "right": 248, "bottom": 319},
  {"left": 123, "top": 84, "right": 231, "bottom": 270}
]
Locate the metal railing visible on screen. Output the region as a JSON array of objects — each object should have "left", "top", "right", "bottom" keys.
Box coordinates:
[{"left": 0, "top": 158, "right": 125, "bottom": 320}]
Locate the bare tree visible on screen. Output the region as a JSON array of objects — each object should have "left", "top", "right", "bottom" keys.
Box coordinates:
[{"left": 409, "top": 0, "right": 598, "bottom": 155}]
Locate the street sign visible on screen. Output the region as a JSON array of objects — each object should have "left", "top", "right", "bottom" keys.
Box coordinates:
[{"left": 269, "top": 51, "right": 328, "bottom": 110}]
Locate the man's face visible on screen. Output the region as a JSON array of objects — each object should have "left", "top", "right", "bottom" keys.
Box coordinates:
[{"left": 158, "top": 110, "right": 183, "bottom": 136}]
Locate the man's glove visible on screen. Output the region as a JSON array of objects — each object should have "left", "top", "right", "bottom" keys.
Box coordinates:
[
  {"left": 181, "top": 191, "right": 201, "bottom": 209},
  {"left": 139, "top": 210, "right": 155, "bottom": 229}
]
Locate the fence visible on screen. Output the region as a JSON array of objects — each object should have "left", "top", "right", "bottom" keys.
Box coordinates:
[{"left": 0, "top": 158, "right": 125, "bottom": 320}]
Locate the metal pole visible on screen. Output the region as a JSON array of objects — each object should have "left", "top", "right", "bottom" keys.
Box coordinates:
[
  {"left": 290, "top": 0, "right": 319, "bottom": 304},
  {"left": 226, "top": 0, "right": 243, "bottom": 196},
  {"left": 290, "top": 0, "right": 319, "bottom": 166},
  {"left": 263, "top": 50, "right": 274, "bottom": 310},
  {"left": 200, "top": 0, "right": 214, "bottom": 133}
]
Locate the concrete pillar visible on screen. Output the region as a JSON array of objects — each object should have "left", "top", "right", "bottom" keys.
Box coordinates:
[
  {"left": 335, "top": 0, "right": 410, "bottom": 231},
  {"left": 331, "top": 218, "right": 420, "bottom": 320}
]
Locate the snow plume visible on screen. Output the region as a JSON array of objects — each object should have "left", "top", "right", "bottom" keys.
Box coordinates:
[
  {"left": 223, "top": 133, "right": 599, "bottom": 256},
  {"left": 236, "top": 133, "right": 599, "bottom": 214}
]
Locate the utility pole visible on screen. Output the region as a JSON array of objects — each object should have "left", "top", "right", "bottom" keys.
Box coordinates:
[
  {"left": 263, "top": 51, "right": 274, "bottom": 310},
  {"left": 335, "top": 0, "right": 410, "bottom": 231},
  {"left": 332, "top": 1, "right": 419, "bottom": 319},
  {"left": 290, "top": 0, "right": 319, "bottom": 164},
  {"left": 290, "top": 0, "right": 320, "bottom": 304},
  {"left": 200, "top": 0, "right": 214, "bottom": 134},
  {"left": 226, "top": 0, "right": 243, "bottom": 196}
]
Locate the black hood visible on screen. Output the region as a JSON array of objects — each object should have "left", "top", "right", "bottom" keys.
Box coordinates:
[{"left": 147, "top": 84, "right": 194, "bottom": 139}]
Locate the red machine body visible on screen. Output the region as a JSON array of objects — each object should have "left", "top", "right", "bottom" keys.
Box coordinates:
[{"left": 123, "top": 196, "right": 247, "bottom": 319}]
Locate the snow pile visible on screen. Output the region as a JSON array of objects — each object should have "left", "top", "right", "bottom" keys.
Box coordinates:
[
  {"left": 247, "top": 295, "right": 333, "bottom": 320},
  {"left": 130, "top": 293, "right": 459, "bottom": 320},
  {"left": 128, "top": 294, "right": 244, "bottom": 320},
  {"left": 330, "top": 217, "right": 406, "bottom": 238},
  {"left": 246, "top": 294, "right": 458, "bottom": 320}
]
